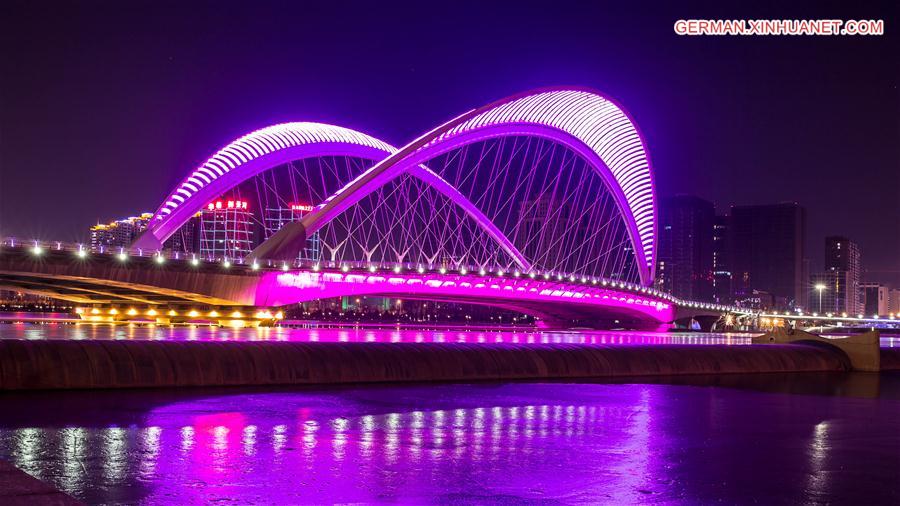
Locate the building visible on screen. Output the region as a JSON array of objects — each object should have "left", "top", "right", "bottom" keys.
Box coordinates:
[
  {"left": 730, "top": 203, "right": 806, "bottom": 310},
  {"left": 654, "top": 260, "right": 671, "bottom": 295},
  {"left": 824, "top": 236, "right": 862, "bottom": 315},
  {"left": 861, "top": 282, "right": 889, "bottom": 316},
  {"left": 199, "top": 199, "right": 254, "bottom": 259},
  {"left": 160, "top": 215, "right": 199, "bottom": 254},
  {"left": 890, "top": 289, "right": 900, "bottom": 315},
  {"left": 516, "top": 195, "right": 576, "bottom": 273},
  {"left": 732, "top": 289, "right": 775, "bottom": 311},
  {"left": 90, "top": 212, "right": 197, "bottom": 254},
  {"left": 712, "top": 214, "right": 732, "bottom": 304},
  {"left": 263, "top": 203, "right": 321, "bottom": 262},
  {"left": 809, "top": 271, "right": 849, "bottom": 315},
  {"left": 89, "top": 213, "right": 152, "bottom": 252},
  {"left": 657, "top": 196, "right": 714, "bottom": 301}
]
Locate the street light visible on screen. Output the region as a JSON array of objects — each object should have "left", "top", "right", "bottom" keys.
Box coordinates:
[{"left": 814, "top": 283, "right": 826, "bottom": 314}]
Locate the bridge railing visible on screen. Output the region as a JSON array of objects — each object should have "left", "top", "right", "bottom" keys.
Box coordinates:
[{"left": 2, "top": 236, "right": 753, "bottom": 315}]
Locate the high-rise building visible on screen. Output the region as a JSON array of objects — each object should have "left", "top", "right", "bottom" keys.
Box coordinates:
[
  {"left": 712, "top": 214, "right": 732, "bottom": 304},
  {"left": 657, "top": 196, "right": 714, "bottom": 301},
  {"left": 161, "top": 215, "right": 199, "bottom": 254},
  {"left": 654, "top": 260, "right": 672, "bottom": 295},
  {"left": 89, "top": 213, "right": 152, "bottom": 252},
  {"left": 730, "top": 203, "right": 806, "bottom": 310},
  {"left": 264, "top": 203, "right": 321, "bottom": 262},
  {"left": 890, "top": 289, "right": 900, "bottom": 315},
  {"left": 809, "top": 271, "right": 849, "bottom": 315},
  {"left": 861, "top": 282, "right": 889, "bottom": 316},
  {"left": 90, "top": 212, "right": 197, "bottom": 254},
  {"left": 199, "top": 199, "right": 254, "bottom": 259},
  {"left": 824, "top": 236, "right": 862, "bottom": 315}
]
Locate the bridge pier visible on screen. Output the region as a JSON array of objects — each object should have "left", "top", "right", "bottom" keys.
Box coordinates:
[{"left": 753, "top": 328, "right": 881, "bottom": 372}]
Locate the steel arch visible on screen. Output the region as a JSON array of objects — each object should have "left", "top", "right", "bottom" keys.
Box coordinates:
[
  {"left": 133, "top": 122, "right": 529, "bottom": 269},
  {"left": 295, "top": 88, "right": 657, "bottom": 285}
]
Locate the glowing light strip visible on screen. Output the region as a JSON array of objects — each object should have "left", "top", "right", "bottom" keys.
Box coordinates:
[
  {"left": 433, "top": 90, "right": 655, "bottom": 273},
  {"left": 257, "top": 271, "right": 674, "bottom": 323},
  {"left": 139, "top": 123, "right": 530, "bottom": 268},
  {"left": 301, "top": 87, "right": 656, "bottom": 284},
  {"left": 153, "top": 123, "right": 394, "bottom": 221},
  {"left": 145, "top": 88, "right": 656, "bottom": 285}
]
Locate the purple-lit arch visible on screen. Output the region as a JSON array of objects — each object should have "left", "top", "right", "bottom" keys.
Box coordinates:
[
  {"left": 299, "top": 88, "right": 658, "bottom": 285},
  {"left": 133, "top": 123, "right": 530, "bottom": 269}
]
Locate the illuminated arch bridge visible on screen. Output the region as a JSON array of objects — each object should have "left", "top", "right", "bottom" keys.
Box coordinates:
[
  {"left": 132, "top": 87, "right": 664, "bottom": 324},
  {"left": 3, "top": 88, "right": 723, "bottom": 328},
  {"left": 138, "top": 88, "right": 656, "bottom": 280}
]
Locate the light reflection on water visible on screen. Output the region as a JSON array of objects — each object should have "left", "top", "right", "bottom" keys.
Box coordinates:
[
  {"left": 0, "top": 323, "right": 756, "bottom": 346},
  {"left": 6, "top": 323, "right": 897, "bottom": 347},
  {"left": 0, "top": 389, "right": 658, "bottom": 504},
  {"left": 0, "top": 381, "right": 897, "bottom": 504}
]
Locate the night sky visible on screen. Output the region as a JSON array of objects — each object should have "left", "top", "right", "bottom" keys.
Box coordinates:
[{"left": 1, "top": 1, "right": 897, "bottom": 283}]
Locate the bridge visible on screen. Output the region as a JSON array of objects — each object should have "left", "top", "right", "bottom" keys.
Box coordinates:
[
  {"left": 0, "top": 240, "right": 693, "bottom": 328},
  {"left": 1, "top": 87, "right": 750, "bottom": 328}
]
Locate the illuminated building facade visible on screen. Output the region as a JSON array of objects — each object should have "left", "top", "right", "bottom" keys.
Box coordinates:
[
  {"left": 199, "top": 199, "right": 254, "bottom": 259},
  {"left": 90, "top": 213, "right": 196, "bottom": 253},
  {"left": 712, "top": 214, "right": 732, "bottom": 304},
  {"left": 824, "top": 236, "right": 861, "bottom": 315},
  {"left": 263, "top": 203, "right": 321, "bottom": 262},
  {"left": 162, "top": 215, "right": 199, "bottom": 254},
  {"left": 89, "top": 213, "right": 152, "bottom": 251},
  {"left": 890, "top": 289, "right": 900, "bottom": 315},
  {"left": 809, "top": 271, "right": 845, "bottom": 314}
]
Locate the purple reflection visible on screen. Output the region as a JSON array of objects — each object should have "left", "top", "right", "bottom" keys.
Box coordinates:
[
  {"left": 0, "top": 324, "right": 755, "bottom": 345},
  {"left": 135, "top": 388, "right": 660, "bottom": 504},
  {"left": 1, "top": 381, "right": 897, "bottom": 504}
]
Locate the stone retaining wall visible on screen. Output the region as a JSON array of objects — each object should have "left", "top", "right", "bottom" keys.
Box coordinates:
[{"left": 2, "top": 340, "right": 889, "bottom": 391}]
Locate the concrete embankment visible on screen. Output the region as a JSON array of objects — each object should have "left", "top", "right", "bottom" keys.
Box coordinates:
[{"left": 2, "top": 339, "right": 897, "bottom": 391}]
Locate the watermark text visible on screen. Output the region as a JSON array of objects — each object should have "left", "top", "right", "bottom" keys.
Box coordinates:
[{"left": 674, "top": 19, "right": 884, "bottom": 36}]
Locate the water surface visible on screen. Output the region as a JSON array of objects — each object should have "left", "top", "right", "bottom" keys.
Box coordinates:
[{"left": 1, "top": 376, "right": 898, "bottom": 504}]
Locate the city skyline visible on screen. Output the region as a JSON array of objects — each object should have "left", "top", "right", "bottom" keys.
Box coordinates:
[{"left": 0, "top": 0, "right": 897, "bottom": 284}]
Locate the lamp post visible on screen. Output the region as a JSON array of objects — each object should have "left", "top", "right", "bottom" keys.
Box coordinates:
[{"left": 815, "top": 283, "right": 826, "bottom": 314}]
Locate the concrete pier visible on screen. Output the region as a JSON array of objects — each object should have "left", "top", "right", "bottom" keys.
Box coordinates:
[
  {"left": 2, "top": 339, "right": 897, "bottom": 391},
  {"left": 753, "top": 329, "right": 883, "bottom": 371}
]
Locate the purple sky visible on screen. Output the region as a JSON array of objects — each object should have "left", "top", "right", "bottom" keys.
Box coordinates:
[{"left": 1, "top": 0, "right": 897, "bottom": 283}]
